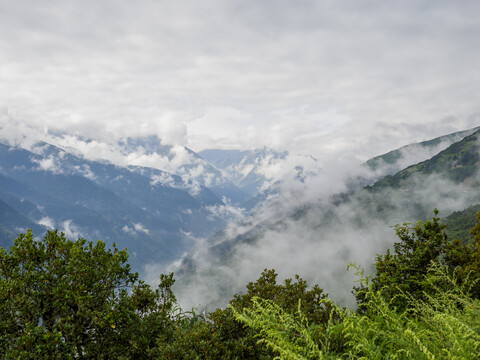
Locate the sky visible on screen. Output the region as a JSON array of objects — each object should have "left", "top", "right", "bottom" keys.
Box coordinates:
[{"left": 1, "top": 0, "right": 480, "bottom": 160}]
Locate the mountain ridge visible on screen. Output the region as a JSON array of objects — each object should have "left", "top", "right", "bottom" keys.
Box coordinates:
[{"left": 0, "top": 140, "right": 236, "bottom": 271}]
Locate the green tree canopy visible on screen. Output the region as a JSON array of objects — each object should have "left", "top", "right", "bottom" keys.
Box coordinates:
[{"left": 0, "top": 230, "right": 175, "bottom": 359}]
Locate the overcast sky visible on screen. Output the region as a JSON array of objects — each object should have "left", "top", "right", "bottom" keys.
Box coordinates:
[{"left": 1, "top": 0, "right": 479, "bottom": 160}]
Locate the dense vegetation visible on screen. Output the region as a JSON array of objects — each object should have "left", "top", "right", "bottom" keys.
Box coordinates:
[
  {"left": 1, "top": 210, "right": 480, "bottom": 358},
  {"left": 444, "top": 203, "right": 480, "bottom": 241}
]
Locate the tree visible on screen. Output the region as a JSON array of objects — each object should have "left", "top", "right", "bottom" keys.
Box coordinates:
[
  {"left": 355, "top": 209, "right": 448, "bottom": 312},
  {"left": 156, "top": 269, "right": 339, "bottom": 359},
  {"left": 355, "top": 209, "right": 480, "bottom": 313},
  {"left": 0, "top": 230, "right": 175, "bottom": 359}
]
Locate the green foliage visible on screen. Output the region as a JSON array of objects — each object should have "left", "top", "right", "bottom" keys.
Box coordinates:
[
  {"left": 231, "top": 297, "right": 340, "bottom": 360},
  {"left": 443, "top": 204, "right": 480, "bottom": 243},
  {"left": 0, "top": 230, "right": 176, "bottom": 359},
  {"left": 355, "top": 208, "right": 480, "bottom": 311},
  {"left": 341, "top": 263, "right": 480, "bottom": 359},
  {"left": 231, "top": 269, "right": 334, "bottom": 326},
  {"left": 367, "top": 130, "right": 480, "bottom": 191},
  {"left": 444, "top": 212, "right": 480, "bottom": 299},
  {"left": 156, "top": 306, "right": 264, "bottom": 359},
  {"left": 231, "top": 211, "right": 480, "bottom": 359},
  {"left": 355, "top": 210, "right": 448, "bottom": 311},
  {"left": 234, "top": 265, "right": 480, "bottom": 359},
  {"left": 156, "top": 269, "right": 337, "bottom": 359}
]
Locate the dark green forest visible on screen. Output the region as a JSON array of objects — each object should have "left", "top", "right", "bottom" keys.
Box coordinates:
[{"left": 1, "top": 210, "right": 480, "bottom": 359}]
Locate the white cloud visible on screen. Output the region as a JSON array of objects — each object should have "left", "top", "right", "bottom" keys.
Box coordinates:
[
  {"left": 74, "top": 164, "right": 96, "bottom": 181},
  {"left": 154, "top": 117, "right": 188, "bottom": 146},
  {"left": 133, "top": 222, "right": 150, "bottom": 235},
  {"left": 205, "top": 197, "right": 245, "bottom": 222},
  {"left": 150, "top": 172, "right": 176, "bottom": 187},
  {"left": 2, "top": 0, "right": 480, "bottom": 311},
  {"left": 61, "top": 220, "right": 81, "bottom": 239},
  {"left": 31, "top": 155, "right": 63, "bottom": 174},
  {"left": 37, "top": 216, "right": 55, "bottom": 229},
  {"left": 0, "top": 1, "right": 479, "bottom": 158},
  {"left": 123, "top": 222, "right": 150, "bottom": 235},
  {"left": 166, "top": 154, "right": 480, "bottom": 311},
  {"left": 122, "top": 225, "right": 135, "bottom": 235}
]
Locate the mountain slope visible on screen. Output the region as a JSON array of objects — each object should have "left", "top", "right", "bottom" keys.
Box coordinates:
[
  {"left": 367, "top": 129, "right": 480, "bottom": 192},
  {"left": 0, "top": 197, "right": 46, "bottom": 245},
  {"left": 365, "top": 126, "right": 480, "bottom": 173},
  {"left": 444, "top": 204, "right": 480, "bottom": 242},
  {"left": 0, "top": 141, "right": 234, "bottom": 271}
]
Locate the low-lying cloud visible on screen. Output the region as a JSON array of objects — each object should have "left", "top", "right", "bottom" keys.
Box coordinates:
[{"left": 161, "top": 143, "right": 480, "bottom": 311}]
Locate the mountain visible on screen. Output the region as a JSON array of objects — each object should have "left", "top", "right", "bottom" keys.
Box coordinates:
[
  {"left": 3, "top": 126, "right": 480, "bottom": 310},
  {"left": 336, "top": 129, "right": 479, "bottom": 230},
  {"left": 0, "top": 141, "right": 235, "bottom": 272},
  {"left": 444, "top": 204, "right": 480, "bottom": 242},
  {"left": 365, "top": 126, "right": 480, "bottom": 174},
  {"left": 199, "top": 148, "right": 288, "bottom": 198},
  {"left": 119, "top": 136, "right": 249, "bottom": 205},
  {"left": 0, "top": 196, "right": 46, "bottom": 244},
  {"left": 366, "top": 129, "right": 480, "bottom": 192}
]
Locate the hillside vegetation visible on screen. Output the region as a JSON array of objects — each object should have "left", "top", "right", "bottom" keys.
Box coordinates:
[
  {"left": 365, "top": 126, "right": 480, "bottom": 172},
  {"left": 367, "top": 130, "right": 480, "bottom": 191},
  {"left": 2, "top": 209, "right": 480, "bottom": 359}
]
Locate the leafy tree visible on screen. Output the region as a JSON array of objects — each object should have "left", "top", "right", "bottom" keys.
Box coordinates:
[
  {"left": 159, "top": 211, "right": 480, "bottom": 359},
  {"left": 355, "top": 209, "right": 480, "bottom": 313},
  {"left": 6, "top": 209, "right": 480, "bottom": 358},
  {"left": 356, "top": 209, "right": 448, "bottom": 311},
  {"left": 0, "top": 230, "right": 176, "bottom": 359}
]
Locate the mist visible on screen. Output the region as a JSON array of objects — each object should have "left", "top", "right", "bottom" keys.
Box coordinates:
[{"left": 155, "top": 138, "right": 480, "bottom": 311}]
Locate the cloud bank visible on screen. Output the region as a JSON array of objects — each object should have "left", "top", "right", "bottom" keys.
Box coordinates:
[
  {"left": 1, "top": 1, "right": 479, "bottom": 159},
  {"left": 162, "top": 143, "right": 480, "bottom": 311}
]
